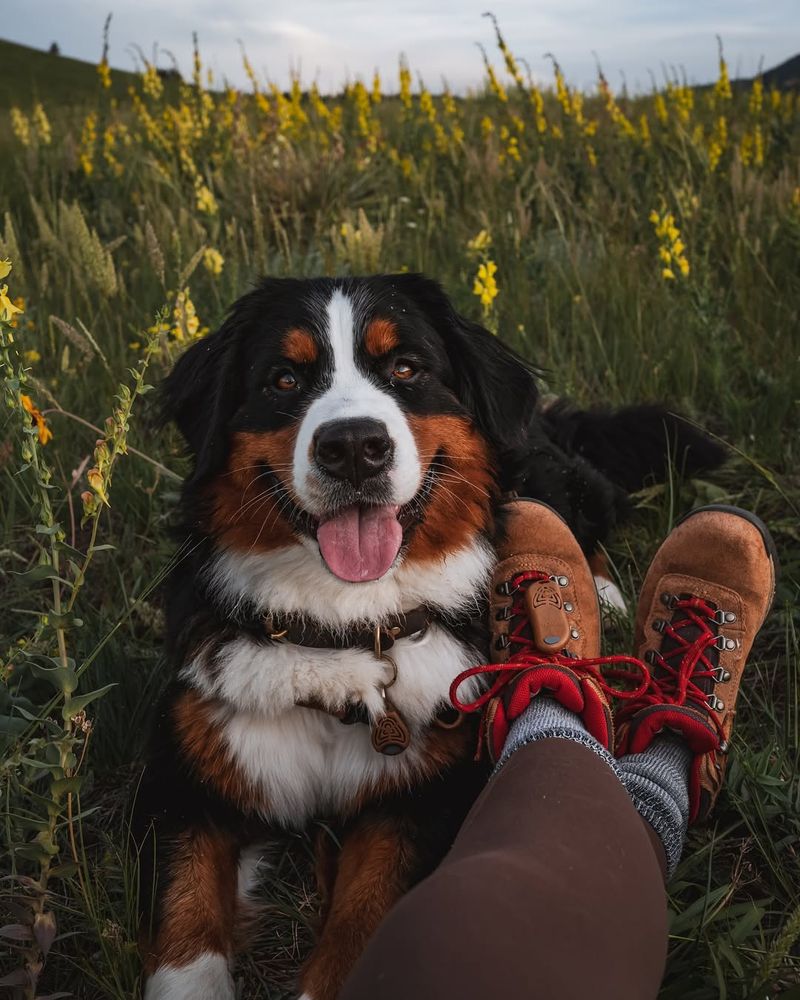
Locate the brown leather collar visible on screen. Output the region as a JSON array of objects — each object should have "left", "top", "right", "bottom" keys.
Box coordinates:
[{"left": 263, "top": 606, "right": 431, "bottom": 652}]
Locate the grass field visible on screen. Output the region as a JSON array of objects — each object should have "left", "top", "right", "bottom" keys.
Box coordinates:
[{"left": 1, "top": 20, "right": 799, "bottom": 999}]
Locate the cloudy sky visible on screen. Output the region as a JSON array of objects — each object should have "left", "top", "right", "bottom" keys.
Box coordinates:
[{"left": 3, "top": 1, "right": 798, "bottom": 92}]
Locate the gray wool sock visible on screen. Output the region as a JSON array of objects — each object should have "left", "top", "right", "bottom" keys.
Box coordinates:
[
  {"left": 494, "top": 696, "right": 622, "bottom": 779},
  {"left": 617, "top": 736, "right": 692, "bottom": 879},
  {"left": 494, "top": 697, "right": 692, "bottom": 880}
]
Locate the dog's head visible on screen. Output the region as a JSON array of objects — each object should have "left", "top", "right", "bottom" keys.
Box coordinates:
[{"left": 162, "top": 275, "right": 537, "bottom": 611}]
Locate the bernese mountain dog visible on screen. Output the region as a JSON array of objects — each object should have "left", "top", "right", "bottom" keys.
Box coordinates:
[{"left": 135, "top": 273, "right": 723, "bottom": 1000}]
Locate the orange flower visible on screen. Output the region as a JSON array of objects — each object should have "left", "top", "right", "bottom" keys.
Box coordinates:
[{"left": 20, "top": 394, "right": 53, "bottom": 445}]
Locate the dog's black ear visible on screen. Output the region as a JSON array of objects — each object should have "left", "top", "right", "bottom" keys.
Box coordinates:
[
  {"left": 393, "top": 274, "right": 539, "bottom": 459},
  {"left": 158, "top": 313, "right": 242, "bottom": 485}
]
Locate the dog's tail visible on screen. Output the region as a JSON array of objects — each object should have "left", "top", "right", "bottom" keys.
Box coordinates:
[{"left": 540, "top": 401, "right": 727, "bottom": 494}]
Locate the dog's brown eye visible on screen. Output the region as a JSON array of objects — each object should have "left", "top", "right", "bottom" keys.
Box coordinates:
[
  {"left": 275, "top": 371, "right": 298, "bottom": 391},
  {"left": 392, "top": 361, "right": 416, "bottom": 381}
]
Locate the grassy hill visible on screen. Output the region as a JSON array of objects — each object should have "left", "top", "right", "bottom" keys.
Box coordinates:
[{"left": 0, "top": 37, "right": 140, "bottom": 109}]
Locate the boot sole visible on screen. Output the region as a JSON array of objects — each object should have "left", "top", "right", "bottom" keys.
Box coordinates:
[{"left": 675, "top": 503, "right": 781, "bottom": 613}]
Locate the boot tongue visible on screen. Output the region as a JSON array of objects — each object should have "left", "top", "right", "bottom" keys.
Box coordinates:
[{"left": 317, "top": 504, "right": 403, "bottom": 582}]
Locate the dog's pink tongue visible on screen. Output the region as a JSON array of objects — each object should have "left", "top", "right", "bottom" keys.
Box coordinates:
[{"left": 317, "top": 505, "right": 403, "bottom": 582}]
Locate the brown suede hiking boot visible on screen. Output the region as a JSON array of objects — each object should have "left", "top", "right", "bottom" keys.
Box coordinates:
[
  {"left": 450, "top": 499, "right": 649, "bottom": 762},
  {"left": 616, "top": 504, "right": 779, "bottom": 823}
]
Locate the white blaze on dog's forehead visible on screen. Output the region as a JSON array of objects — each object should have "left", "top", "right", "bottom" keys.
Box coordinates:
[
  {"left": 325, "top": 288, "right": 359, "bottom": 383},
  {"left": 292, "top": 287, "right": 422, "bottom": 515}
]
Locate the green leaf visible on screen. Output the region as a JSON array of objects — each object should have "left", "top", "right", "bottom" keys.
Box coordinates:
[
  {"left": 13, "top": 843, "right": 52, "bottom": 864},
  {"left": 35, "top": 523, "right": 62, "bottom": 536},
  {"left": 27, "top": 660, "right": 78, "bottom": 695},
  {"left": 51, "top": 776, "right": 82, "bottom": 797},
  {"left": 49, "top": 862, "right": 79, "bottom": 879},
  {"left": 12, "top": 564, "right": 59, "bottom": 582},
  {"left": 46, "top": 612, "right": 83, "bottom": 630},
  {"left": 62, "top": 684, "right": 116, "bottom": 720},
  {"left": 0, "top": 715, "right": 29, "bottom": 737},
  {"left": 57, "top": 542, "right": 86, "bottom": 562}
]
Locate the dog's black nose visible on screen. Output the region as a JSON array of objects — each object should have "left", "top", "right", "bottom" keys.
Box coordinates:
[{"left": 314, "top": 418, "right": 393, "bottom": 486}]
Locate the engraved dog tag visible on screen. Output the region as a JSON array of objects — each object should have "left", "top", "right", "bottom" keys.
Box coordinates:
[{"left": 371, "top": 697, "right": 411, "bottom": 755}]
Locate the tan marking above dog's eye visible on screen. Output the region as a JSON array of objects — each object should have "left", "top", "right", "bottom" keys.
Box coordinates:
[
  {"left": 275, "top": 371, "right": 299, "bottom": 391},
  {"left": 392, "top": 361, "right": 416, "bottom": 380}
]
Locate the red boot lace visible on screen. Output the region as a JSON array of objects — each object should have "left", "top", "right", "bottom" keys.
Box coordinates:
[
  {"left": 615, "top": 596, "right": 729, "bottom": 741},
  {"left": 449, "top": 571, "right": 651, "bottom": 714}
]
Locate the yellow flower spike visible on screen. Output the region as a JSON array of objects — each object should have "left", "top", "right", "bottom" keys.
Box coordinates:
[
  {"left": 662, "top": 268, "right": 676, "bottom": 281},
  {"left": 10, "top": 107, "right": 31, "bottom": 146},
  {"left": 97, "top": 59, "right": 112, "bottom": 90},
  {"left": 24, "top": 350, "right": 41, "bottom": 364},
  {"left": 473, "top": 260, "right": 499, "bottom": 310},
  {"left": 0, "top": 259, "right": 12, "bottom": 279}
]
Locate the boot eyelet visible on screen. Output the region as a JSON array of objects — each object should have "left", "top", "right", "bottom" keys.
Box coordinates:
[
  {"left": 496, "top": 581, "right": 514, "bottom": 596},
  {"left": 564, "top": 602, "right": 574, "bottom": 613},
  {"left": 570, "top": 628, "right": 579, "bottom": 640},
  {"left": 660, "top": 592, "right": 677, "bottom": 609},
  {"left": 652, "top": 619, "right": 667, "bottom": 633},
  {"left": 718, "top": 739, "right": 729, "bottom": 753},
  {"left": 645, "top": 649, "right": 659, "bottom": 665},
  {"left": 714, "top": 609, "right": 737, "bottom": 625},
  {"left": 705, "top": 694, "right": 724, "bottom": 711},
  {"left": 495, "top": 607, "right": 512, "bottom": 621},
  {"left": 557, "top": 576, "right": 569, "bottom": 587},
  {"left": 712, "top": 666, "right": 732, "bottom": 683},
  {"left": 495, "top": 636, "right": 510, "bottom": 650}
]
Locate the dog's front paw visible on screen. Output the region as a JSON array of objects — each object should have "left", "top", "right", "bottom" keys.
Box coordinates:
[{"left": 144, "top": 952, "right": 235, "bottom": 1000}]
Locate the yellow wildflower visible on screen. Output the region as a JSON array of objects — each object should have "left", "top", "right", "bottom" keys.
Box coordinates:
[
  {"left": 20, "top": 394, "right": 53, "bottom": 445},
  {"left": 0, "top": 259, "right": 11, "bottom": 279},
  {"left": 172, "top": 288, "right": 203, "bottom": 340},
  {"left": 33, "top": 103, "right": 51, "bottom": 145},
  {"left": 98, "top": 58, "right": 112, "bottom": 89},
  {"left": 24, "top": 349, "right": 41, "bottom": 364},
  {"left": 203, "top": 248, "right": 224, "bottom": 275},
  {"left": 467, "top": 230, "right": 492, "bottom": 254},
  {"left": 10, "top": 107, "right": 31, "bottom": 146},
  {"left": 0, "top": 284, "right": 23, "bottom": 322},
  {"left": 650, "top": 209, "right": 690, "bottom": 282},
  {"left": 713, "top": 49, "right": 732, "bottom": 102},
  {"left": 195, "top": 181, "right": 218, "bottom": 215},
  {"left": 87, "top": 466, "right": 109, "bottom": 505},
  {"left": 473, "top": 260, "right": 499, "bottom": 310}
]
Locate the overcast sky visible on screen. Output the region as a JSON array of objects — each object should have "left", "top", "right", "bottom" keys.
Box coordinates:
[{"left": 3, "top": 1, "right": 798, "bottom": 93}]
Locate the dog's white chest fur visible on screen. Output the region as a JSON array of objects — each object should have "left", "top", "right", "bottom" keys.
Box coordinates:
[{"left": 182, "top": 623, "right": 480, "bottom": 826}]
